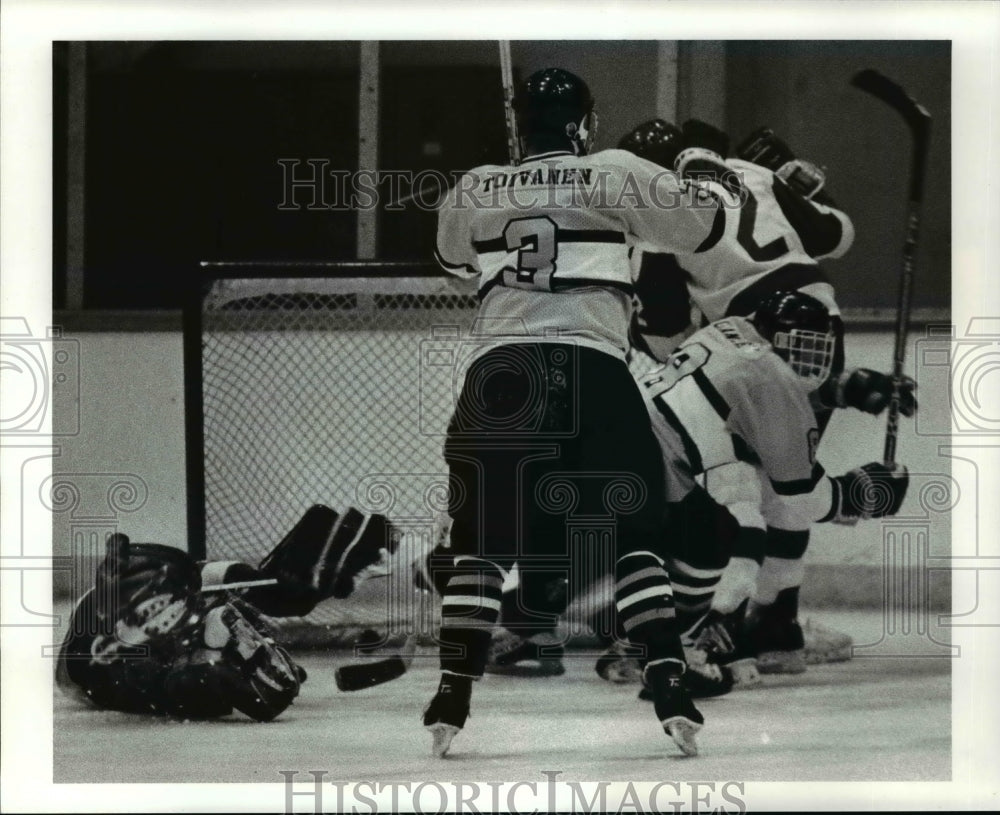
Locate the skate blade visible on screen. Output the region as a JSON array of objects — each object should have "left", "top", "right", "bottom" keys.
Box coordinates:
[
  {"left": 757, "top": 649, "right": 806, "bottom": 674},
  {"left": 726, "top": 658, "right": 762, "bottom": 688},
  {"left": 804, "top": 646, "right": 852, "bottom": 665},
  {"left": 427, "top": 722, "right": 460, "bottom": 758},
  {"left": 661, "top": 716, "right": 702, "bottom": 757},
  {"left": 485, "top": 661, "right": 566, "bottom": 677}
]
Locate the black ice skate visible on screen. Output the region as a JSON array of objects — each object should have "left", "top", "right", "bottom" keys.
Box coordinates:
[
  {"left": 638, "top": 649, "right": 733, "bottom": 701},
  {"left": 486, "top": 628, "right": 566, "bottom": 677},
  {"left": 689, "top": 606, "right": 761, "bottom": 689},
  {"left": 745, "top": 601, "right": 806, "bottom": 675},
  {"left": 423, "top": 673, "right": 472, "bottom": 757},
  {"left": 594, "top": 640, "right": 644, "bottom": 684},
  {"left": 644, "top": 660, "right": 704, "bottom": 756}
]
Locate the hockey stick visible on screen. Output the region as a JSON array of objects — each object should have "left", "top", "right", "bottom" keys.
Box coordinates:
[
  {"left": 333, "top": 534, "right": 442, "bottom": 691},
  {"left": 335, "top": 633, "right": 418, "bottom": 691},
  {"left": 201, "top": 578, "right": 278, "bottom": 593},
  {"left": 499, "top": 41, "right": 521, "bottom": 165},
  {"left": 385, "top": 42, "right": 518, "bottom": 209},
  {"left": 850, "top": 69, "right": 931, "bottom": 466},
  {"left": 201, "top": 573, "right": 394, "bottom": 593}
]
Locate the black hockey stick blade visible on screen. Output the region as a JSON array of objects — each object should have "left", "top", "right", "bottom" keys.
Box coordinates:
[
  {"left": 851, "top": 69, "right": 931, "bottom": 131},
  {"left": 852, "top": 69, "right": 932, "bottom": 202},
  {"left": 335, "top": 635, "right": 417, "bottom": 691},
  {"left": 336, "top": 656, "right": 408, "bottom": 691}
]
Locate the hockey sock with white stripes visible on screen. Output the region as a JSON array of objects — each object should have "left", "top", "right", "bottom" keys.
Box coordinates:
[
  {"left": 614, "top": 551, "right": 686, "bottom": 668},
  {"left": 669, "top": 559, "right": 724, "bottom": 637},
  {"left": 437, "top": 557, "right": 504, "bottom": 678}
]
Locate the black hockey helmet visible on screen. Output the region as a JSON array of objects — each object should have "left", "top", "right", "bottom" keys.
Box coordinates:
[
  {"left": 752, "top": 290, "right": 836, "bottom": 388},
  {"left": 514, "top": 68, "right": 596, "bottom": 155},
  {"left": 618, "top": 118, "right": 683, "bottom": 169},
  {"left": 680, "top": 119, "right": 731, "bottom": 159}
]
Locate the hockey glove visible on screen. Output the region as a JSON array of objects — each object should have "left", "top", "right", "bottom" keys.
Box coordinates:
[
  {"left": 736, "top": 126, "right": 796, "bottom": 171},
  {"left": 823, "top": 462, "right": 909, "bottom": 524},
  {"left": 819, "top": 368, "right": 917, "bottom": 417},
  {"left": 776, "top": 159, "right": 827, "bottom": 200},
  {"left": 738, "top": 127, "right": 839, "bottom": 205}
]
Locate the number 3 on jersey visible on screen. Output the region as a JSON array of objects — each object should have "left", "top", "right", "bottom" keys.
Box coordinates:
[{"left": 502, "top": 216, "right": 558, "bottom": 291}]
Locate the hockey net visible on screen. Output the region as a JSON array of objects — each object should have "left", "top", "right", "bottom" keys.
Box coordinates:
[{"left": 187, "top": 266, "right": 484, "bottom": 645}]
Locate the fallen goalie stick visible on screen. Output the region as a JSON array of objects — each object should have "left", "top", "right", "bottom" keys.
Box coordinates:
[
  {"left": 334, "top": 535, "right": 444, "bottom": 691},
  {"left": 850, "top": 69, "right": 932, "bottom": 466},
  {"left": 335, "top": 630, "right": 419, "bottom": 691}
]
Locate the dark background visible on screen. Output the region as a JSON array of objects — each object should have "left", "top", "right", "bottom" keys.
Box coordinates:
[{"left": 52, "top": 40, "right": 950, "bottom": 311}]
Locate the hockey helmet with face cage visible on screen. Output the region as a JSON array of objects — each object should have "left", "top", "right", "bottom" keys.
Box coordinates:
[
  {"left": 751, "top": 290, "right": 836, "bottom": 388},
  {"left": 618, "top": 118, "right": 683, "bottom": 169},
  {"left": 514, "top": 68, "right": 597, "bottom": 156}
]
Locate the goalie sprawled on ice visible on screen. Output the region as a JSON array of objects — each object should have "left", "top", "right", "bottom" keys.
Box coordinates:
[{"left": 56, "top": 505, "right": 397, "bottom": 721}]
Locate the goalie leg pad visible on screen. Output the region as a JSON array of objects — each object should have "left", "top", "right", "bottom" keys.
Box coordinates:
[
  {"left": 255, "top": 505, "right": 342, "bottom": 616},
  {"left": 256, "top": 505, "right": 401, "bottom": 615},
  {"left": 326, "top": 509, "right": 398, "bottom": 599}
]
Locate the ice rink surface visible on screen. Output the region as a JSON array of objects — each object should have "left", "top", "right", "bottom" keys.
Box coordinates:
[{"left": 54, "top": 609, "right": 950, "bottom": 784}]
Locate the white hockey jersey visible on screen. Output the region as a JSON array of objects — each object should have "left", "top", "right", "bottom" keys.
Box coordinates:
[
  {"left": 641, "top": 317, "right": 833, "bottom": 521},
  {"left": 435, "top": 149, "right": 725, "bottom": 360},
  {"left": 633, "top": 158, "right": 854, "bottom": 324}
]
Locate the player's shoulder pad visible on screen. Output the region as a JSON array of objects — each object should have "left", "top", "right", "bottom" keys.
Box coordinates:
[
  {"left": 439, "top": 161, "right": 516, "bottom": 206},
  {"left": 717, "top": 158, "right": 774, "bottom": 196},
  {"left": 588, "top": 147, "right": 677, "bottom": 177},
  {"left": 707, "top": 317, "right": 772, "bottom": 359},
  {"left": 708, "top": 330, "right": 808, "bottom": 418}
]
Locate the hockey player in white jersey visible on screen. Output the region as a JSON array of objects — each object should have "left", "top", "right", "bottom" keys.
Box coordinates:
[
  {"left": 425, "top": 67, "right": 729, "bottom": 758},
  {"left": 619, "top": 118, "right": 916, "bottom": 674},
  {"left": 637, "top": 291, "right": 909, "bottom": 675}
]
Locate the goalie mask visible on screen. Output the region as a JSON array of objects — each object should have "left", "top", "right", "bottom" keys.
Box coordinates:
[
  {"left": 752, "top": 291, "right": 836, "bottom": 389},
  {"left": 618, "top": 118, "right": 682, "bottom": 169},
  {"left": 514, "top": 68, "right": 597, "bottom": 156}
]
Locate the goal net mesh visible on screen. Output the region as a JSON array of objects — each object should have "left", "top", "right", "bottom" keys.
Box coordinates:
[{"left": 193, "top": 272, "right": 484, "bottom": 644}]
